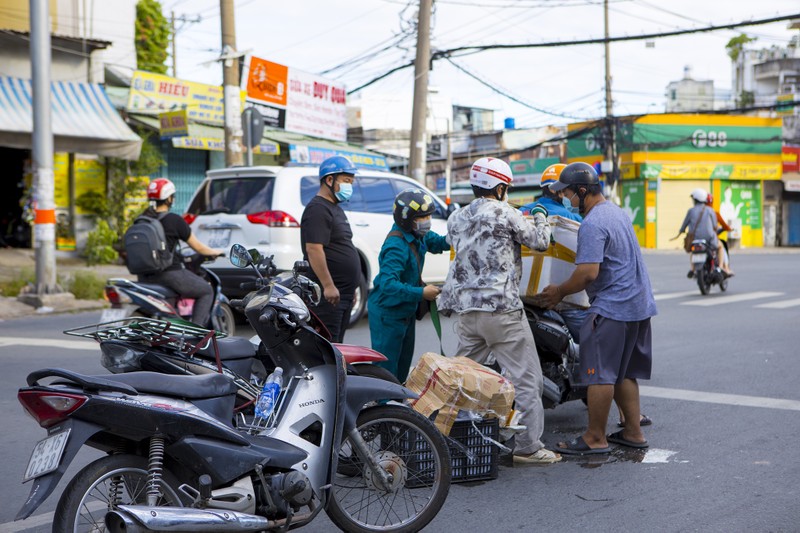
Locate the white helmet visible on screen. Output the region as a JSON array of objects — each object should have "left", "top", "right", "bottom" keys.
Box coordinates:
[
  {"left": 691, "top": 188, "right": 708, "bottom": 203},
  {"left": 470, "top": 157, "right": 513, "bottom": 190}
]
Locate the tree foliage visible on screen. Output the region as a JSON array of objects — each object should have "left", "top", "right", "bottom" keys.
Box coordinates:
[
  {"left": 135, "top": 0, "right": 170, "bottom": 74},
  {"left": 725, "top": 34, "right": 757, "bottom": 62}
]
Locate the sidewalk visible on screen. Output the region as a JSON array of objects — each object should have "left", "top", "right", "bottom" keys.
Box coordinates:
[{"left": 0, "top": 248, "right": 132, "bottom": 321}]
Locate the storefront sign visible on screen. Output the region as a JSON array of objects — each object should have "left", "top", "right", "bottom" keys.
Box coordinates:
[
  {"left": 782, "top": 146, "right": 800, "bottom": 173},
  {"left": 172, "top": 137, "right": 279, "bottom": 154},
  {"left": 242, "top": 55, "right": 347, "bottom": 141},
  {"left": 776, "top": 93, "right": 797, "bottom": 116},
  {"left": 128, "top": 71, "right": 243, "bottom": 126},
  {"left": 289, "top": 144, "right": 386, "bottom": 170},
  {"left": 509, "top": 157, "right": 560, "bottom": 187},
  {"left": 159, "top": 110, "right": 189, "bottom": 139},
  {"left": 639, "top": 162, "right": 781, "bottom": 181}
]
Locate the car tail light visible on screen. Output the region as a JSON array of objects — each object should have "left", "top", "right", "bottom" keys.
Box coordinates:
[
  {"left": 247, "top": 210, "right": 300, "bottom": 227},
  {"left": 18, "top": 390, "right": 87, "bottom": 428},
  {"left": 183, "top": 213, "right": 197, "bottom": 225}
]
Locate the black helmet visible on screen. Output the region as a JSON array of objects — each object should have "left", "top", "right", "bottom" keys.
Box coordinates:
[
  {"left": 393, "top": 188, "right": 436, "bottom": 233},
  {"left": 549, "top": 162, "right": 599, "bottom": 192}
]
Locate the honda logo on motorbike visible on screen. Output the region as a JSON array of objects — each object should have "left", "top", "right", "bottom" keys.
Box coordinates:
[
  {"left": 299, "top": 398, "right": 325, "bottom": 408},
  {"left": 692, "top": 129, "right": 728, "bottom": 148}
]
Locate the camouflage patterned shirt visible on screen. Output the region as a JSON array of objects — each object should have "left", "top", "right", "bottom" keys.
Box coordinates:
[{"left": 439, "top": 198, "right": 551, "bottom": 314}]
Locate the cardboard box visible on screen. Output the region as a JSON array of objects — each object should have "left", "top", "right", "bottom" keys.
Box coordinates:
[
  {"left": 406, "top": 352, "right": 515, "bottom": 435},
  {"left": 520, "top": 215, "right": 590, "bottom": 309}
]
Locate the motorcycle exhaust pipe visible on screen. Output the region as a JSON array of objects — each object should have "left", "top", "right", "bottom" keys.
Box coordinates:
[
  {"left": 542, "top": 376, "right": 562, "bottom": 406},
  {"left": 105, "top": 505, "right": 273, "bottom": 532}
]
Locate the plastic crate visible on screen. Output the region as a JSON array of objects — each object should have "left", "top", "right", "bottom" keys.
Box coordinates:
[{"left": 395, "top": 417, "right": 500, "bottom": 488}]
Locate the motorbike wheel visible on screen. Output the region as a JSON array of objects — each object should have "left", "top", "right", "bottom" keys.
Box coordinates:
[
  {"left": 720, "top": 276, "right": 728, "bottom": 292},
  {"left": 696, "top": 268, "right": 711, "bottom": 295},
  {"left": 327, "top": 405, "right": 451, "bottom": 533},
  {"left": 352, "top": 364, "right": 402, "bottom": 385},
  {"left": 53, "top": 454, "right": 185, "bottom": 532},
  {"left": 211, "top": 302, "right": 236, "bottom": 336},
  {"left": 348, "top": 272, "right": 369, "bottom": 327}
]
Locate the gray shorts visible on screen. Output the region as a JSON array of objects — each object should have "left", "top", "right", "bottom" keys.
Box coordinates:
[{"left": 577, "top": 314, "right": 652, "bottom": 386}]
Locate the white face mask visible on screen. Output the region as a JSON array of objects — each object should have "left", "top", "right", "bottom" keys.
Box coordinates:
[{"left": 413, "top": 219, "right": 432, "bottom": 238}]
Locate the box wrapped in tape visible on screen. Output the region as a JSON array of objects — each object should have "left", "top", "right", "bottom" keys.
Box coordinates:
[
  {"left": 406, "top": 352, "right": 514, "bottom": 436},
  {"left": 521, "top": 215, "right": 590, "bottom": 309}
]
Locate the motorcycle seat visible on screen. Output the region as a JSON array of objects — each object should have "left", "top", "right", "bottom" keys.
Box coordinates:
[
  {"left": 100, "top": 371, "right": 237, "bottom": 399},
  {"left": 136, "top": 283, "right": 180, "bottom": 299},
  {"left": 196, "top": 336, "right": 257, "bottom": 361}
]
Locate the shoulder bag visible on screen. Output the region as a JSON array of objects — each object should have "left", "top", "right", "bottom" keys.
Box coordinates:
[{"left": 683, "top": 207, "right": 707, "bottom": 253}]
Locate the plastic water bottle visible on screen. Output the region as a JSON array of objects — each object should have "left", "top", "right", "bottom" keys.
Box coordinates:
[{"left": 255, "top": 367, "right": 283, "bottom": 420}]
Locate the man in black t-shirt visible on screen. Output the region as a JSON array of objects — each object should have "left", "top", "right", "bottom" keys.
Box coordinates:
[
  {"left": 139, "top": 178, "right": 223, "bottom": 327},
  {"left": 301, "top": 156, "right": 361, "bottom": 343}
]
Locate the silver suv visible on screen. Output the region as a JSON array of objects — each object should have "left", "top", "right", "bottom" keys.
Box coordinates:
[{"left": 184, "top": 165, "right": 454, "bottom": 324}]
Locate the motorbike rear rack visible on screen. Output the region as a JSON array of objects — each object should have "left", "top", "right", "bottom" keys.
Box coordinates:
[{"left": 64, "top": 318, "right": 224, "bottom": 355}]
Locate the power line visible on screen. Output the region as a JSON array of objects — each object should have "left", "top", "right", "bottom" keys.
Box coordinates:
[
  {"left": 348, "top": 12, "right": 800, "bottom": 95},
  {"left": 444, "top": 57, "right": 594, "bottom": 120},
  {"left": 438, "top": 12, "right": 800, "bottom": 55}
]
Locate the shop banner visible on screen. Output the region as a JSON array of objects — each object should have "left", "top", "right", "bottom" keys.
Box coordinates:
[
  {"left": 509, "top": 157, "right": 560, "bottom": 187},
  {"left": 242, "top": 55, "right": 347, "bottom": 142},
  {"left": 783, "top": 146, "right": 800, "bottom": 173},
  {"left": 639, "top": 162, "right": 781, "bottom": 181},
  {"left": 289, "top": 144, "right": 386, "bottom": 170},
  {"left": 159, "top": 109, "right": 189, "bottom": 139},
  {"left": 128, "top": 71, "right": 244, "bottom": 126},
  {"left": 172, "top": 136, "right": 279, "bottom": 154},
  {"left": 627, "top": 123, "right": 782, "bottom": 156},
  {"left": 719, "top": 181, "right": 762, "bottom": 244},
  {"left": 620, "top": 179, "right": 646, "bottom": 245},
  {"left": 566, "top": 121, "right": 606, "bottom": 159}
]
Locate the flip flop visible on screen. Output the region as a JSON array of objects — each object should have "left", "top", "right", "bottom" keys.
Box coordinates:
[
  {"left": 617, "top": 414, "right": 652, "bottom": 428},
  {"left": 607, "top": 430, "right": 649, "bottom": 449},
  {"left": 555, "top": 436, "right": 611, "bottom": 456}
]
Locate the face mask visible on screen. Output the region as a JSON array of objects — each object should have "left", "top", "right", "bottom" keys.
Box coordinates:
[
  {"left": 413, "top": 219, "right": 432, "bottom": 238},
  {"left": 562, "top": 192, "right": 579, "bottom": 214},
  {"left": 335, "top": 182, "right": 353, "bottom": 202}
]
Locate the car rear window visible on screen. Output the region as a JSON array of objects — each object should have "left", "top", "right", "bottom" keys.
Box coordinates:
[{"left": 190, "top": 177, "right": 274, "bottom": 215}]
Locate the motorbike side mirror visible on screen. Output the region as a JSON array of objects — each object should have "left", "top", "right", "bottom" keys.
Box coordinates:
[
  {"left": 293, "top": 260, "right": 310, "bottom": 274},
  {"left": 229, "top": 244, "right": 253, "bottom": 268}
]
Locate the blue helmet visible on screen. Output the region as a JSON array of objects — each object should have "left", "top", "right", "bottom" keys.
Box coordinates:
[{"left": 319, "top": 156, "right": 358, "bottom": 180}]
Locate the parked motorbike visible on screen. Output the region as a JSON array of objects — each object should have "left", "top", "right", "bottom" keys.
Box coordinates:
[
  {"left": 70, "top": 259, "right": 399, "bottom": 412},
  {"left": 484, "top": 302, "right": 585, "bottom": 410},
  {"left": 688, "top": 238, "right": 729, "bottom": 295},
  {"left": 524, "top": 304, "right": 586, "bottom": 408},
  {"left": 15, "top": 244, "right": 451, "bottom": 532},
  {"left": 102, "top": 252, "right": 236, "bottom": 336}
]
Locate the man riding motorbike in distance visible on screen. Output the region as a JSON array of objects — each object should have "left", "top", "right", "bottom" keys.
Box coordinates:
[
  {"left": 138, "top": 178, "right": 224, "bottom": 327},
  {"left": 680, "top": 188, "right": 733, "bottom": 278}
]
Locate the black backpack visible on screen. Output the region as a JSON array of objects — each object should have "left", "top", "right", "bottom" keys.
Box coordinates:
[{"left": 124, "top": 212, "right": 173, "bottom": 275}]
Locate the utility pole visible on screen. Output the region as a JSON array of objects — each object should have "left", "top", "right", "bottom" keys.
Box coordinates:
[
  {"left": 409, "top": 0, "right": 432, "bottom": 187},
  {"left": 603, "top": 0, "right": 619, "bottom": 199},
  {"left": 220, "top": 0, "right": 243, "bottom": 167},
  {"left": 171, "top": 11, "right": 177, "bottom": 77},
  {"left": 28, "top": 0, "right": 58, "bottom": 298}
]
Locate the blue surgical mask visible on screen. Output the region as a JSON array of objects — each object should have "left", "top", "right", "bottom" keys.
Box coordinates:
[
  {"left": 562, "top": 192, "right": 579, "bottom": 214},
  {"left": 335, "top": 182, "right": 353, "bottom": 202}
]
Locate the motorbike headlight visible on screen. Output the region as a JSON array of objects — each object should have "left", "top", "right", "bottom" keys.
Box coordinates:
[
  {"left": 279, "top": 292, "right": 310, "bottom": 323},
  {"left": 100, "top": 341, "right": 145, "bottom": 374}
]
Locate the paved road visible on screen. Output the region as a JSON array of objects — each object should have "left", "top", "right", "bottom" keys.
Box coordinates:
[{"left": 1, "top": 251, "right": 798, "bottom": 532}]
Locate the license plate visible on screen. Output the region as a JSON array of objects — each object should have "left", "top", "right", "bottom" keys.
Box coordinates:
[
  {"left": 207, "top": 229, "right": 231, "bottom": 248},
  {"left": 23, "top": 429, "right": 71, "bottom": 482},
  {"left": 691, "top": 253, "right": 706, "bottom": 263},
  {"left": 101, "top": 306, "right": 131, "bottom": 323}
]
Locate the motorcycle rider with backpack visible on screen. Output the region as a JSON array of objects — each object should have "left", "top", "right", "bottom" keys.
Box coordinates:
[{"left": 129, "top": 178, "right": 223, "bottom": 327}]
